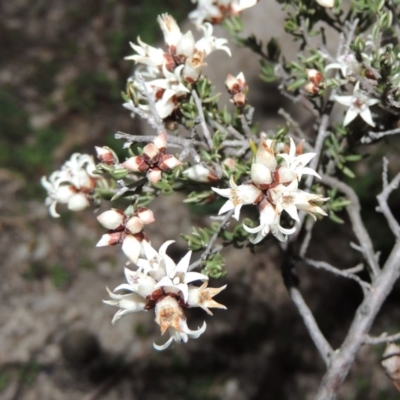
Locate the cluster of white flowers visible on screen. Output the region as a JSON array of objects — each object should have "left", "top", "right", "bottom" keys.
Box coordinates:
[
  {"left": 124, "top": 13, "right": 231, "bottom": 119},
  {"left": 104, "top": 240, "right": 226, "bottom": 350},
  {"left": 189, "top": 0, "right": 259, "bottom": 25},
  {"left": 212, "top": 136, "right": 328, "bottom": 243},
  {"left": 41, "top": 153, "right": 103, "bottom": 218}
]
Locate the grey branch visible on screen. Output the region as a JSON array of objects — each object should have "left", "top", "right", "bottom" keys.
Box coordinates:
[
  {"left": 314, "top": 240, "right": 400, "bottom": 400},
  {"left": 192, "top": 90, "right": 214, "bottom": 149},
  {"left": 377, "top": 168, "right": 400, "bottom": 238},
  {"left": 321, "top": 174, "right": 380, "bottom": 279},
  {"left": 365, "top": 331, "right": 400, "bottom": 345},
  {"left": 188, "top": 210, "right": 234, "bottom": 271},
  {"left": 289, "top": 286, "right": 333, "bottom": 367},
  {"left": 302, "top": 257, "right": 370, "bottom": 293},
  {"left": 115, "top": 131, "right": 204, "bottom": 163},
  {"left": 361, "top": 127, "right": 400, "bottom": 144}
]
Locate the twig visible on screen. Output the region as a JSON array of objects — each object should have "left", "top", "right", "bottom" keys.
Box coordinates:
[
  {"left": 377, "top": 169, "right": 400, "bottom": 238},
  {"left": 188, "top": 210, "right": 234, "bottom": 271},
  {"left": 305, "top": 114, "right": 330, "bottom": 189},
  {"left": 136, "top": 74, "right": 165, "bottom": 135},
  {"left": 192, "top": 90, "right": 214, "bottom": 149},
  {"left": 361, "top": 127, "right": 400, "bottom": 144},
  {"left": 321, "top": 174, "right": 380, "bottom": 279},
  {"left": 302, "top": 257, "right": 370, "bottom": 293},
  {"left": 365, "top": 331, "right": 400, "bottom": 345},
  {"left": 239, "top": 114, "right": 255, "bottom": 139},
  {"left": 315, "top": 240, "right": 400, "bottom": 400},
  {"left": 115, "top": 131, "right": 204, "bottom": 162},
  {"left": 290, "top": 286, "right": 333, "bottom": 367}
]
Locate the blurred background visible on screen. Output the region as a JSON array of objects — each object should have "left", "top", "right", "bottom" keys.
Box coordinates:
[{"left": 1, "top": 0, "right": 400, "bottom": 399}]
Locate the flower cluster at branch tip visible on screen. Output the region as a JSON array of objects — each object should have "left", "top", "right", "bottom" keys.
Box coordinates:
[
  {"left": 189, "top": 0, "right": 259, "bottom": 25},
  {"left": 124, "top": 13, "right": 231, "bottom": 120},
  {"left": 212, "top": 136, "right": 328, "bottom": 243},
  {"left": 96, "top": 207, "right": 155, "bottom": 264},
  {"left": 225, "top": 72, "right": 247, "bottom": 106},
  {"left": 41, "top": 153, "right": 103, "bottom": 218},
  {"left": 104, "top": 240, "right": 227, "bottom": 350},
  {"left": 122, "top": 131, "right": 182, "bottom": 184}
]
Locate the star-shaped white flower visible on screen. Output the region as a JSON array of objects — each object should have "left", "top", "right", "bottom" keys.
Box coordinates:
[
  {"left": 277, "top": 137, "right": 320, "bottom": 181},
  {"left": 334, "top": 82, "right": 380, "bottom": 126},
  {"left": 212, "top": 176, "right": 262, "bottom": 220},
  {"left": 243, "top": 199, "right": 296, "bottom": 243},
  {"left": 155, "top": 242, "right": 208, "bottom": 302}
]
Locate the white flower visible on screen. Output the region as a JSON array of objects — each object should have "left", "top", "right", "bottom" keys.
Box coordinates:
[
  {"left": 325, "top": 53, "right": 361, "bottom": 78},
  {"left": 187, "top": 281, "right": 227, "bottom": 315},
  {"left": 189, "top": 0, "right": 259, "bottom": 25},
  {"left": 243, "top": 199, "right": 296, "bottom": 243},
  {"left": 334, "top": 82, "right": 380, "bottom": 126},
  {"left": 41, "top": 153, "right": 98, "bottom": 218},
  {"left": 153, "top": 296, "right": 207, "bottom": 350},
  {"left": 277, "top": 137, "right": 320, "bottom": 181},
  {"left": 212, "top": 176, "right": 262, "bottom": 220},
  {"left": 154, "top": 243, "right": 208, "bottom": 302},
  {"left": 270, "top": 183, "right": 328, "bottom": 223}
]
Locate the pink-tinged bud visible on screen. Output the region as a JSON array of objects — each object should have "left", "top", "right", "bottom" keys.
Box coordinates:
[
  {"left": 153, "top": 131, "right": 167, "bottom": 150},
  {"left": 306, "top": 69, "right": 323, "bottom": 86},
  {"left": 137, "top": 208, "right": 155, "bottom": 225},
  {"left": 158, "top": 154, "right": 182, "bottom": 170},
  {"left": 143, "top": 143, "right": 160, "bottom": 162},
  {"left": 123, "top": 156, "right": 148, "bottom": 172},
  {"left": 122, "top": 235, "right": 142, "bottom": 263},
  {"left": 147, "top": 168, "right": 162, "bottom": 184},
  {"left": 183, "top": 164, "right": 218, "bottom": 183},
  {"left": 125, "top": 216, "right": 144, "bottom": 234},
  {"left": 68, "top": 193, "right": 90, "bottom": 212},
  {"left": 304, "top": 82, "right": 319, "bottom": 95},
  {"left": 97, "top": 209, "right": 124, "bottom": 230},
  {"left": 251, "top": 163, "right": 272, "bottom": 186},
  {"left": 231, "top": 92, "right": 247, "bottom": 107},
  {"left": 225, "top": 72, "right": 246, "bottom": 95},
  {"left": 222, "top": 158, "right": 236, "bottom": 171},
  {"left": 95, "top": 146, "right": 115, "bottom": 165},
  {"left": 96, "top": 232, "right": 124, "bottom": 247},
  {"left": 225, "top": 74, "right": 239, "bottom": 94}
]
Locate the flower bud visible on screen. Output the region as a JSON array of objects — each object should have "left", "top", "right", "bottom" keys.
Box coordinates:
[
  {"left": 304, "top": 82, "right": 319, "bottom": 95},
  {"left": 251, "top": 163, "right": 272, "bottom": 186},
  {"left": 97, "top": 209, "right": 124, "bottom": 230},
  {"left": 96, "top": 232, "right": 124, "bottom": 247},
  {"left": 315, "top": 0, "right": 334, "bottom": 8},
  {"left": 183, "top": 164, "right": 219, "bottom": 183},
  {"left": 231, "top": 92, "right": 247, "bottom": 107},
  {"left": 158, "top": 154, "right": 182, "bottom": 170},
  {"left": 68, "top": 193, "right": 90, "bottom": 212},
  {"left": 95, "top": 146, "right": 117, "bottom": 165},
  {"left": 121, "top": 235, "right": 142, "bottom": 263},
  {"left": 123, "top": 156, "right": 148, "bottom": 172},
  {"left": 147, "top": 168, "right": 163, "bottom": 184},
  {"left": 137, "top": 208, "right": 155, "bottom": 225},
  {"left": 142, "top": 143, "right": 160, "bottom": 162},
  {"left": 125, "top": 216, "right": 144, "bottom": 234},
  {"left": 306, "top": 69, "right": 323, "bottom": 86},
  {"left": 153, "top": 131, "right": 167, "bottom": 150}
]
